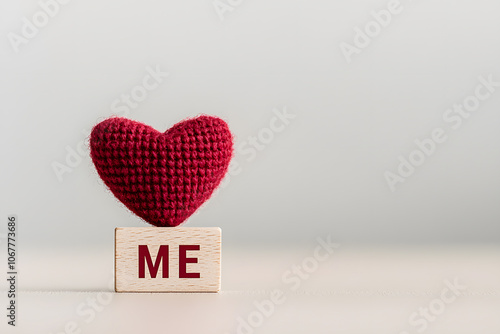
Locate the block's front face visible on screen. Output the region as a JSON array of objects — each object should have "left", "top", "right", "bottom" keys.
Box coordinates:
[{"left": 115, "top": 227, "right": 221, "bottom": 292}]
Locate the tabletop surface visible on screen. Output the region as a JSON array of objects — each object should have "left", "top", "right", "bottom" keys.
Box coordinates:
[{"left": 1, "top": 244, "right": 499, "bottom": 334}]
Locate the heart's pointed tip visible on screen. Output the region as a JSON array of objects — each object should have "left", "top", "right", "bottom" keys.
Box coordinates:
[{"left": 146, "top": 217, "right": 185, "bottom": 228}]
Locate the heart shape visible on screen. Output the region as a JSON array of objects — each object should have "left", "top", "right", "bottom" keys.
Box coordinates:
[{"left": 90, "top": 116, "right": 233, "bottom": 227}]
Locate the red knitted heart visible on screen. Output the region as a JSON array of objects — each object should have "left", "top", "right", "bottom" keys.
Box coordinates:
[{"left": 90, "top": 116, "right": 233, "bottom": 227}]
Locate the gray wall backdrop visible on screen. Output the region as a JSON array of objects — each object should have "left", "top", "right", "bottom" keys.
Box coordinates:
[{"left": 1, "top": 0, "right": 499, "bottom": 249}]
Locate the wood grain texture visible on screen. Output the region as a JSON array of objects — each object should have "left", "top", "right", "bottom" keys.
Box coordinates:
[{"left": 115, "top": 227, "right": 221, "bottom": 293}]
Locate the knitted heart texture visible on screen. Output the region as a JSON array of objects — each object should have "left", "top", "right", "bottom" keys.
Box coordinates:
[{"left": 90, "top": 115, "right": 233, "bottom": 227}]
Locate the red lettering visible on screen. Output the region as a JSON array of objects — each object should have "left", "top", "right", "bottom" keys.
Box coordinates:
[
  {"left": 179, "top": 245, "right": 200, "bottom": 278},
  {"left": 138, "top": 245, "right": 169, "bottom": 278}
]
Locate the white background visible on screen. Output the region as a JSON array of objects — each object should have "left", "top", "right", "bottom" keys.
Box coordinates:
[{"left": 1, "top": 0, "right": 500, "bottom": 247}]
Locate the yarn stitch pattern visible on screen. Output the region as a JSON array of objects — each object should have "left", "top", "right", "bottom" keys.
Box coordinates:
[{"left": 90, "top": 115, "right": 233, "bottom": 227}]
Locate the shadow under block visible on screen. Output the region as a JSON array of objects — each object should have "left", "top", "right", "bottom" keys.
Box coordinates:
[{"left": 115, "top": 227, "right": 221, "bottom": 292}]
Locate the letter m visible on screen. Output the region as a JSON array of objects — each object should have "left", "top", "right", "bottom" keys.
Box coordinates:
[{"left": 138, "top": 245, "right": 169, "bottom": 278}]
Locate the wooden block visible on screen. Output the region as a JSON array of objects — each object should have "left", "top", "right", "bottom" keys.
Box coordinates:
[{"left": 115, "top": 227, "right": 221, "bottom": 293}]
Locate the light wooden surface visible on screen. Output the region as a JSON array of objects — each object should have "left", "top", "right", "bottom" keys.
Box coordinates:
[
  {"left": 2, "top": 246, "right": 500, "bottom": 334},
  {"left": 115, "top": 227, "right": 221, "bottom": 292}
]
